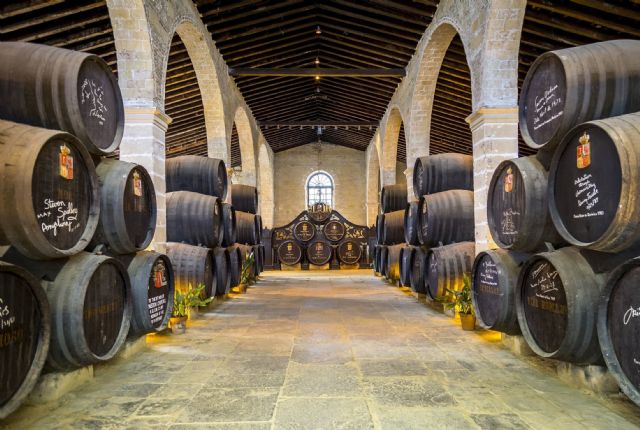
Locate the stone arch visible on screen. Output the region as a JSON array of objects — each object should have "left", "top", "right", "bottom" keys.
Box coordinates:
[
  {"left": 407, "top": 21, "right": 477, "bottom": 168},
  {"left": 229, "top": 106, "right": 257, "bottom": 186},
  {"left": 366, "top": 137, "right": 381, "bottom": 226},
  {"left": 257, "top": 139, "right": 274, "bottom": 229},
  {"left": 163, "top": 20, "right": 226, "bottom": 161},
  {"left": 381, "top": 107, "right": 404, "bottom": 186}
]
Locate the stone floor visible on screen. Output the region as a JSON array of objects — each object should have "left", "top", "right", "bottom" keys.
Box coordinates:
[{"left": 4, "top": 270, "right": 640, "bottom": 429}]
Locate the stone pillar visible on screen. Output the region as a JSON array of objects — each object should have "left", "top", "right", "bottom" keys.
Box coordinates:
[
  {"left": 366, "top": 199, "right": 379, "bottom": 227},
  {"left": 404, "top": 167, "right": 414, "bottom": 202},
  {"left": 118, "top": 106, "right": 172, "bottom": 252},
  {"left": 380, "top": 169, "right": 396, "bottom": 188},
  {"left": 466, "top": 107, "right": 519, "bottom": 254}
]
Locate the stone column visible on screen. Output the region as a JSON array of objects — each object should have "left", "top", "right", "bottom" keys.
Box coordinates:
[
  {"left": 366, "top": 199, "right": 379, "bottom": 227},
  {"left": 118, "top": 106, "right": 172, "bottom": 252},
  {"left": 466, "top": 107, "right": 519, "bottom": 254},
  {"left": 404, "top": 167, "right": 414, "bottom": 202}
]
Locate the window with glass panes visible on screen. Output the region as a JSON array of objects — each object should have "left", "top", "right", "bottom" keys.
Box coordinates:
[{"left": 306, "top": 172, "right": 333, "bottom": 207}]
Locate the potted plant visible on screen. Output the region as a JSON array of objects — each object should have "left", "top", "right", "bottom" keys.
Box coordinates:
[
  {"left": 170, "top": 283, "right": 213, "bottom": 334},
  {"left": 443, "top": 274, "right": 476, "bottom": 331},
  {"left": 240, "top": 251, "right": 256, "bottom": 287}
]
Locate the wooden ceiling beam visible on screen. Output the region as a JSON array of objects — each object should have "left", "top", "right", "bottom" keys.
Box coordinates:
[
  {"left": 317, "top": 3, "right": 424, "bottom": 35},
  {"left": 0, "top": 0, "right": 64, "bottom": 18},
  {"left": 1, "top": 1, "right": 106, "bottom": 33},
  {"left": 569, "top": 0, "right": 640, "bottom": 21},
  {"left": 229, "top": 68, "right": 405, "bottom": 77}
]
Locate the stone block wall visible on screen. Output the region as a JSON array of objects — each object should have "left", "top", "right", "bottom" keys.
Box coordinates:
[{"left": 274, "top": 144, "right": 367, "bottom": 227}]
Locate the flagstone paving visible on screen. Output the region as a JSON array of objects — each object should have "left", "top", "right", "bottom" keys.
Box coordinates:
[{"left": 3, "top": 270, "right": 640, "bottom": 429}]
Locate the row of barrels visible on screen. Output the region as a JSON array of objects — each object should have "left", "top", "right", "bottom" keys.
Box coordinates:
[
  {"left": 480, "top": 39, "right": 640, "bottom": 407},
  {"left": 0, "top": 248, "right": 174, "bottom": 419},
  {"left": 292, "top": 220, "right": 349, "bottom": 243},
  {"left": 278, "top": 239, "right": 362, "bottom": 266},
  {"left": 471, "top": 246, "right": 640, "bottom": 406}
]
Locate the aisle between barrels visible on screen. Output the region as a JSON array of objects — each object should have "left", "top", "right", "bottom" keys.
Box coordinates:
[{"left": 3, "top": 270, "right": 640, "bottom": 429}]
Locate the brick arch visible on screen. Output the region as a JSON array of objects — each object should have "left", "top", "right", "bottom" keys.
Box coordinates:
[
  {"left": 257, "top": 138, "right": 274, "bottom": 228},
  {"left": 230, "top": 106, "right": 257, "bottom": 186},
  {"left": 162, "top": 20, "right": 226, "bottom": 161},
  {"left": 380, "top": 107, "right": 405, "bottom": 187}
]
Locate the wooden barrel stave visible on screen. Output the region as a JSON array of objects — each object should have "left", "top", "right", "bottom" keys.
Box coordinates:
[
  {"left": 404, "top": 201, "right": 421, "bottom": 246},
  {"left": 549, "top": 113, "right": 640, "bottom": 252},
  {"left": 213, "top": 247, "right": 231, "bottom": 296},
  {"left": 118, "top": 251, "right": 174, "bottom": 336},
  {"left": 166, "top": 191, "right": 223, "bottom": 248},
  {"left": 231, "top": 184, "right": 259, "bottom": 214},
  {"left": 519, "top": 40, "right": 640, "bottom": 153},
  {"left": 294, "top": 220, "right": 316, "bottom": 242},
  {"left": 488, "top": 156, "right": 563, "bottom": 252},
  {"left": 236, "top": 211, "right": 261, "bottom": 245},
  {"left": 166, "top": 155, "right": 228, "bottom": 199},
  {"left": 324, "top": 221, "right": 346, "bottom": 242},
  {"left": 418, "top": 190, "right": 474, "bottom": 247},
  {"left": 472, "top": 249, "right": 529, "bottom": 335},
  {"left": 221, "top": 203, "right": 237, "bottom": 247},
  {"left": 413, "top": 153, "right": 473, "bottom": 198},
  {"left": 385, "top": 244, "right": 404, "bottom": 282},
  {"left": 337, "top": 240, "right": 362, "bottom": 266},
  {"left": 227, "top": 245, "right": 242, "bottom": 287},
  {"left": 598, "top": 257, "right": 640, "bottom": 407},
  {"left": 409, "top": 247, "right": 428, "bottom": 294},
  {"left": 380, "top": 184, "right": 407, "bottom": 213},
  {"left": 278, "top": 240, "right": 303, "bottom": 266},
  {"left": 382, "top": 210, "right": 405, "bottom": 245},
  {"left": 0, "top": 120, "right": 100, "bottom": 260},
  {"left": 0, "top": 42, "right": 124, "bottom": 155},
  {"left": 425, "top": 242, "right": 475, "bottom": 301},
  {"left": 90, "top": 159, "right": 156, "bottom": 254},
  {"left": 0, "top": 262, "right": 50, "bottom": 419},
  {"left": 166, "top": 243, "right": 216, "bottom": 299}
]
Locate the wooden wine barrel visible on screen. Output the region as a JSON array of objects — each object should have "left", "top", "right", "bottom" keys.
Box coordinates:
[
  {"left": 253, "top": 244, "right": 264, "bottom": 274},
  {"left": 488, "top": 156, "right": 563, "bottom": 252},
  {"left": 227, "top": 245, "right": 242, "bottom": 287},
  {"left": 0, "top": 262, "right": 50, "bottom": 420},
  {"left": 0, "top": 121, "right": 100, "bottom": 260},
  {"left": 516, "top": 247, "right": 608, "bottom": 364},
  {"left": 385, "top": 244, "right": 404, "bottom": 282},
  {"left": 519, "top": 40, "right": 640, "bottom": 153},
  {"left": 382, "top": 210, "right": 405, "bottom": 245},
  {"left": 306, "top": 240, "right": 332, "bottom": 266},
  {"left": 231, "top": 184, "right": 258, "bottom": 214},
  {"left": 404, "top": 201, "right": 421, "bottom": 246},
  {"left": 324, "top": 221, "right": 346, "bottom": 242},
  {"left": 166, "top": 243, "right": 215, "bottom": 299},
  {"left": 0, "top": 42, "right": 124, "bottom": 155},
  {"left": 237, "top": 244, "right": 258, "bottom": 278},
  {"left": 399, "top": 246, "right": 414, "bottom": 287},
  {"left": 598, "top": 257, "right": 640, "bottom": 406},
  {"left": 166, "top": 191, "right": 223, "bottom": 248},
  {"left": 425, "top": 242, "right": 475, "bottom": 301},
  {"left": 308, "top": 203, "right": 332, "bottom": 224},
  {"left": 166, "top": 155, "right": 228, "bottom": 199},
  {"left": 119, "top": 252, "right": 174, "bottom": 336},
  {"left": 549, "top": 113, "right": 640, "bottom": 252},
  {"left": 45, "top": 253, "right": 132, "bottom": 371},
  {"left": 378, "top": 245, "right": 389, "bottom": 277},
  {"left": 418, "top": 190, "right": 474, "bottom": 247},
  {"left": 278, "top": 240, "right": 302, "bottom": 265},
  {"left": 90, "top": 159, "right": 156, "bottom": 254},
  {"left": 220, "top": 203, "right": 237, "bottom": 247},
  {"left": 472, "top": 249, "right": 529, "bottom": 335},
  {"left": 338, "top": 240, "right": 362, "bottom": 265},
  {"left": 409, "top": 247, "right": 428, "bottom": 294},
  {"left": 375, "top": 214, "right": 385, "bottom": 244},
  {"left": 236, "top": 211, "right": 260, "bottom": 245},
  {"left": 380, "top": 184, "right": 408, "bottom": 213},
  {"left": 255, "top": 215, "right": 264, "bottom": 244},
  {"left": 413, "top": 153, "right": 473, "bottom": 199},
  {"left": 213, "top": 248, "right": 231, "bottom": 296},
  {"left": 294, "top": 220, "right": 316, "bottom": 242},
  {"left": 373, "top": 245, "right": 381, "bottom": 274}
]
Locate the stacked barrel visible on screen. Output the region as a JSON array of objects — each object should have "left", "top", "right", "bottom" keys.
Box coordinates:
[
  {"left": 373, "top": 184, "right": 407, "bottom": 282},
  {"left": 0, "top": 43, "right": 173, "bottom": 418},
  {"left": 232, "top": 183, "right": 264, "bottom": 277},
  {"left": 475, "top": 39, "right": 640, "bottom": 406},
  {"left": 404, "top": 154, "right": 475, "bottom": 301}
]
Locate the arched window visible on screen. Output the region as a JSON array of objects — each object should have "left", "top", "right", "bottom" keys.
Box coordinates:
[{"left": 306, "top": 171, "right": 334, "bottom": 208}]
